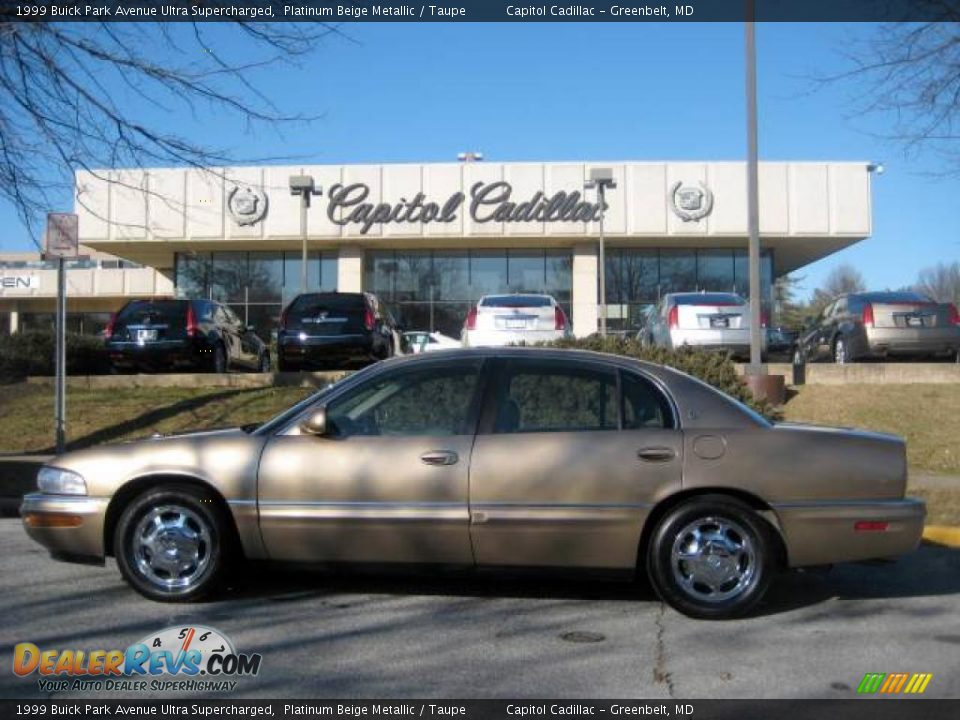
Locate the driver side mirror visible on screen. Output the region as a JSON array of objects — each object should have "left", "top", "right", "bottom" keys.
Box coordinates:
[{"left": 300, "top": 407, "right": 329, "bottom": 437}]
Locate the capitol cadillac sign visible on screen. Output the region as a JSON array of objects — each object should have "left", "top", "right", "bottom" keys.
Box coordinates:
[{"left": 226, "top": 179, "right": 716, "bottom": 234}]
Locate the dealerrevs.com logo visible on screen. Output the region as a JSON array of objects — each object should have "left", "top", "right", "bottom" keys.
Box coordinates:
[{"left": 13, "top": 625, "right": 262, "bottom": 693}]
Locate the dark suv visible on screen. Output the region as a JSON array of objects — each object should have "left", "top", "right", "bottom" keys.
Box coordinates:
[
  {"left": 795, "top": 291, "right": 960, "bottom": 364},
  {"left": 277, "top": 292, "right": 400, "bottom": 371},
  {"left": 105, "top": 298, "right": 270, "bottom": 373}
]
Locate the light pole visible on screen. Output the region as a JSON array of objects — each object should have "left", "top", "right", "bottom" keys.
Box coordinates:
[
  {"left": 745, "top": 5, "right": 763, "bottom": 372},
  {"left": 289, "top": 175, "right": 321, "bottom": 294},
  {"left": 585, "top": 168, "right": 617, "bottom": 337}
]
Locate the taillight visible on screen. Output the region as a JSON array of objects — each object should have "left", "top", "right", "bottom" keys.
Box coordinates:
[
  {"left": 948, "top": 303, "right": 960, "bottom": 326},
  {"left": 760, "top": 310, "right": 769, "bottom": 328},
  {"left": 464, "top": 307, "right": 478, "bottom": 331},
  {"left": 554, "top": 306, "right": 567, "bottom": 331},
  {"left": 862, "top": 303, "right": 875, "bottom": 328},
  {"left": 186, "top": 304, "right": 198, "bottom": 338},
  {"left": 364, "top": 307, "right": 375, "bottom": 331},
  {"left": 668, "top": 305, "right": 679, "bottom": 329},
  {"left": 103, "top": 312, "right": 116, "bottom": 341}
]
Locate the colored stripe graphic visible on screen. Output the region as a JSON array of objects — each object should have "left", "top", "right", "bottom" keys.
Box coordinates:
[{"left": 857, "top": 672, "right": 932, "bottom": 694}]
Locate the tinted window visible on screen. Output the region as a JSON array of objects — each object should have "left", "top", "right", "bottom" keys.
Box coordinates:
[
  {"left": 672, "top": 293, "right": 745, "bottom": 306},
  {"left": 622, "top": 372, "right": 672, "bottom": 430},
  {"left": 326, "top": 362, "right": 481, "bottom": 437},
  {"left": 116, "top": 300, "right": 186, "bottom": 325},
  {"left": 495, "top": 360, "right": 617, "bottom": 433},
  {"left": 481, "top": 295, "right": 553, "bottom": 308},
  {"left": 860, "top": 291, "right": 931, "bottom": 304},
  {"left": 289, "top": 293, "right": 364, "bottom": 317}
]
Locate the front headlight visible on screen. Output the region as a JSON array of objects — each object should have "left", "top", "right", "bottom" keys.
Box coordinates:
[{"left": 37, "top": 466, "right": 87, "bottom": 496}]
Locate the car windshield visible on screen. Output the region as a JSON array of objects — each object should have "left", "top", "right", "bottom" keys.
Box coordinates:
[
  {"left": 289, "top": 294, "right": 364, "bottom": 317},
  {"left": 481, "top": 295, "right": 552, "bottom": 308},
  {"left": 672, "top": 293, "right": 745, "bottom": 306}
]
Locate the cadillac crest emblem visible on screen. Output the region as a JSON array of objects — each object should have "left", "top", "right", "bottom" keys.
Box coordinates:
[
  {"left": 669, "top": 181, "right": 714, "bottom": 222},
  {"left": 228, "top": 185, "right": 268, "bottom": 226}
]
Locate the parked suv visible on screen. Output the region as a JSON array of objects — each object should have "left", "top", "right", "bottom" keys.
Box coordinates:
[
  {"left": 462, "top": 294, "right": 569, "bottom": 347},
  {"left": 277, "top": 292, "right": 399, "bottom": 371},
  {"left": 795, "top": 291, "right": 960, "bottom": 363},
  {"left": 644, "top": 292, "right": 767, "bottom": 359},
  {"left": 105, "top": 298, "right": 270, "bottom": 373}
]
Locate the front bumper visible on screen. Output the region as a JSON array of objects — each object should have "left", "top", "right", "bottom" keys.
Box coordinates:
[
  {"left": 773, "top": 497, "right": 925, "bottom": 567},
  {"left": 20, "top": 493, "right": 109, "bottom": 563}
]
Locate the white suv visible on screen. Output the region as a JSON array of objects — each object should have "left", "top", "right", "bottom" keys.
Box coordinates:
[{"left": 462, "top": 294, "right": 569, "bottom": 347}]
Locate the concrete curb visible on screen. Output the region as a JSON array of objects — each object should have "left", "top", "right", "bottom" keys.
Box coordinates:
[{"left": 922, "top": 525, "right": 960, "bottom": 548}]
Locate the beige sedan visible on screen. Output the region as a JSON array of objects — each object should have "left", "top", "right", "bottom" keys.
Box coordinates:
[{"left": 21, "top": 347, "right": 925, "bottom": 619}]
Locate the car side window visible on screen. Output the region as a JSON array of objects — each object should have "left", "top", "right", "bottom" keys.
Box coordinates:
[
  {"left": 621, "top": 372, "right": 673, "bottom": 430},
  {"left": 495, "top": 359, "right": 618, "bottom": 434},
  {"left": 325, "top": 362, "right": 481, "bottom": 438}
]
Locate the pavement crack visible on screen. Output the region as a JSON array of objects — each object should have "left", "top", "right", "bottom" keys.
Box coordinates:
[{"left": 653, "top": 603, "right": 676, "bottom": 698}]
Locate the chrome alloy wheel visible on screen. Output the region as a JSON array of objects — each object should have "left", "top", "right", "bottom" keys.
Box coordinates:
[
  {"left": 834, "top": 338, "right": 847, "bottom": 364},
  {"left": 131, "top": 505, "right": 212, "bottom": 591},
  {"left": 670, "top": 516, "right": 758, "bottom": 604}
]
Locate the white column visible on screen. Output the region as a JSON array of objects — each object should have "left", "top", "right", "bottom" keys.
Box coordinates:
[
  {"left": 571, "top": 241, "right": 598, "bottom": 338},
  {"left": 337, "top": 246, "right": 363, "bottom": 292},
  {"left": 9, "top": 309, "right": 19, "bottom": 334}
]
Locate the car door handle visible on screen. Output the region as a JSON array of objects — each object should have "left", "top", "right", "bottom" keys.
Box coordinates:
[
  {"left": 420, "top": 451, "right": 459, "bottom": 466},
  {"left": 637, "top": 447, "right": 676, "bottom": 463}
]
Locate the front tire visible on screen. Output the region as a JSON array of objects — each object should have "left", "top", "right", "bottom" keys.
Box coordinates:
[
  {"left": 833, "top": 336, "right": 849, "bottom": 364},
  {"left": 646, "top": 496, "right": 775, "bottom": 619},
  {"left": 114, "top": 485, "right": 230, "bottom": 602}
]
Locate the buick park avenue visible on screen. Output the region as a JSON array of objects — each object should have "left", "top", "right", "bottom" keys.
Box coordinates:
[{"left": 21, "top": 348, "right": 924, "bottom": 619}]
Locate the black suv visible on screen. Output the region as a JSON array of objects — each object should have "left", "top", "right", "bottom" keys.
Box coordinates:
[
  {"left": 105, "top": 298, "right": 270, "bottom": 373},
  {"left": 277, "top": 292, "right": 400, "bottom": 371}
]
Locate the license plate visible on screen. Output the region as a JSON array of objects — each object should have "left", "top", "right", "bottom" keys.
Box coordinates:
[
  {"left": 136, "top": 329, "right": 157, "bottom": 342},
  {"left": 906, "top": 316, "right": 923, "bottom": 327},
  {"left": 505, "top": 319, "right": 527, "bottom": 329},
  {"left": 710, "top": 317, "right": 729, "bottom": 329}
]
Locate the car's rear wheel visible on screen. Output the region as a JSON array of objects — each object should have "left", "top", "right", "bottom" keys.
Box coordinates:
[
  {"left": 114, "top": 485, "right": 230, "bottom": 602},
  {"left": 211, "top": 344, "right": 227, "bottom": 374},
  {"left": 258, "top": 351, "right": 271, "bottom": 373},
  {"left": 833, "top": 336, "right": 849, "bottom": 364},
  {"left": 646, "top": 496, "right": 775, "bottom": 619}
]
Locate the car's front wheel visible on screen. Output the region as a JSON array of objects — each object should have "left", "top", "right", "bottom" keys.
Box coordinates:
[
  {"left": 114, "top": 485, "right": 231, "bottom": 602},
  {"left": 646, "top": 496, "right": 776, "bottom": 619},
  {"left": 833, "top": 336, "right": 849, "bottom": 364}
]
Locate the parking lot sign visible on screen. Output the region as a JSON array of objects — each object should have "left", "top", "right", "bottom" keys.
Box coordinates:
[{"left": 45, "top": 213, "right": 79, "bottom": 259}]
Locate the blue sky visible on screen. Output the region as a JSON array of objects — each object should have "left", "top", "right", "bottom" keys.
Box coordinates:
[{"left": 3, "top": 22, "right": 957, "bottom": 301}]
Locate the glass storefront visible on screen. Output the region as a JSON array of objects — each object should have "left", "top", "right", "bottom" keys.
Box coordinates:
[
  {"left": 174, "top": 251, "right": 337, "bottom": 341},
  {"left": 604, "top": 248, "right": 773, "bottom": 331},
  {"left": 364, "top": 249, "right": 573, "bottom": 338}
]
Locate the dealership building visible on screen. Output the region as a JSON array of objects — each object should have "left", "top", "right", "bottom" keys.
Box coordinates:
[{"left": 0, "top": 160, "right": 873, "bottom": 339}]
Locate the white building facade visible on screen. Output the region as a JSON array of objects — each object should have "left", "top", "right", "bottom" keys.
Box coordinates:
[{"left": 0, "top": 160, "right": 873, "bottom": 339}]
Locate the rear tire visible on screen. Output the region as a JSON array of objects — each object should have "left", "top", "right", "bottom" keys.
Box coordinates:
[
  {"left": 258, "top": 351, "right": 271, "bottom": 373},
  {"left": 211, "top": 344, "right": 227, "bottom": 374},
  {"left": 114, "top": 484, "right": 232, "bottom": 602},
  {"left": 646, "top": 496, "right": 776, "bottom": 619}
]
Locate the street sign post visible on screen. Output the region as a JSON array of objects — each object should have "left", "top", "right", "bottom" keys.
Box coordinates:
[{"left": 44, "top": 213, "right": 79, "bottom": 455}]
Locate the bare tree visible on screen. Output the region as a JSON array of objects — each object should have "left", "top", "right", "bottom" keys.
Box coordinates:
[
  {"left": 821, "top": 16, "right": 960, "bottom": 171},
  {"left": 0, "top": 8, "right": 339, "bottom": 246},
  {"left": 810, "top": 263, "right": 867, "bottom": 312},
  {"left": 915, "top": 260, "right": 960, "bottom": 304}
]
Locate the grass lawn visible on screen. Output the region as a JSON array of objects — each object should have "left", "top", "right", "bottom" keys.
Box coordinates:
[{"left": 780, "top": 384, "right": 960, "bottom": 477}]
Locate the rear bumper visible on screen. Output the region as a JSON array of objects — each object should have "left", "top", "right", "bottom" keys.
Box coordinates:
[
  {"left": 279, "top": 333, "right": 375, "bottom": 367},
  {"left": 106, "top": 340, "right": 208, "bottom": 369},
  {"left": 773, "top": 497, "right": 925, "bottom": 567},
  {"left": 20, "top": 493, "right": 109, "bottom": 563},
  {"left": 865, "top": 327, "right": 960, "bottom": 357},
  {"left": 669, "top": 329, "right": 766, "bottom": 357},
  {"left": 463, "top": 329, "right": 564, "bottom": 347}
]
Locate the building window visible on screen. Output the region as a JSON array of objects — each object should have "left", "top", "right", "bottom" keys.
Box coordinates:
[{"left": 363, "top": 249, "right": 573, "bottom": 338}]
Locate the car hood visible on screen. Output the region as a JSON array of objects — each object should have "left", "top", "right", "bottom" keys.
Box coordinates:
[{"left": 48, "top": 428, "right": 267, "bottom": 499}]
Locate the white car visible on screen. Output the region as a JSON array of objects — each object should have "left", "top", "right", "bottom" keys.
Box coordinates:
[
  {"left": 643, "top": 292, "right": 767, "bottom": 359},
  {"left": 462, "top": 294, "right": 569, "bottom": 347},
  {"left": 403, "top": 331, "right": 461, "bottom": 354}
]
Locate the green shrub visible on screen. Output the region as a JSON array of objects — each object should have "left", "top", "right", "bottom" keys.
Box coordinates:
[
  {"left": 543, "top": 335, "right": 778, "bottom": 420},
  {"left": 0, "top": 331, "right": 110, "bottom": 383}
]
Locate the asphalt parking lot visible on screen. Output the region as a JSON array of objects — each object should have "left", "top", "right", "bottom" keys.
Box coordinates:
[{"left": 0, "top": 519, "right": 958, "bottom": 700}]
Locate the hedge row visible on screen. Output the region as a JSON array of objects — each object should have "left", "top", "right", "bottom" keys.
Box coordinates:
[
  {"left": 0, "top": 331, "right": 110, "bottom": 383},
  {"left": 544, "top": 335, "right": 776, "bottom": 419}
]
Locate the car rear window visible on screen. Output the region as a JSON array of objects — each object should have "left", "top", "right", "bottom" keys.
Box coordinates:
[
  {"left": 480, "top": 295, "right": 553, "bottom": 308},
  {"left": 116, "top": 300, "right": 186, "bottom": 324},
  {"left": 288, "top": 294, "right": 365, "bottom": 319},
  {"left": 672, "top": 293, "right": 745, "bottom": 306},
  {"left": 860, "top": 291, "right": 931, "bottom": 304}
]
